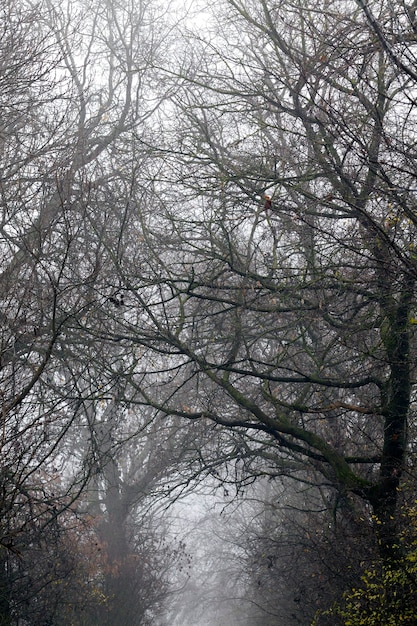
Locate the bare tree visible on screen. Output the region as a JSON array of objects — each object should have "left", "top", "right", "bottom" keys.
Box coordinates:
[
  {"left": 6, "top": 0, "right": 417, "bottom": 620},
  {"left": 79, "top": 398, "right": 197, "bottom": 625},
  {"left": 84, "top": 0, "right": 417, "bottom": 572},
  {"left": 0, "top": 0, "right": 178, "bottom": 621}
]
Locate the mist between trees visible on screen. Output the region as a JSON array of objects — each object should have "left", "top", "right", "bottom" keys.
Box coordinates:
[{"left": 2, "top": 0, "right": 417, "bottom": 624}]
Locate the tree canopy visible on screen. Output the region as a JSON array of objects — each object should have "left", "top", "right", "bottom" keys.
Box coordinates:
[{"left": 2, "top": 0, "right": 417, "bottom": 623}]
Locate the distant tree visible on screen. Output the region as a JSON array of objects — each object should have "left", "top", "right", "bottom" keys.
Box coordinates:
[
  {"left": 80, "top": 398, "right": 195, "bottom": 625},
  {"left": 234, "top": 479, "right": 376, "bottom": 625}
]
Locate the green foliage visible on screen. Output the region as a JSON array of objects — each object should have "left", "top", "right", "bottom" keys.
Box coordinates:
[{"left": 313, "top": 506, "right": 417, "bottom": 625}]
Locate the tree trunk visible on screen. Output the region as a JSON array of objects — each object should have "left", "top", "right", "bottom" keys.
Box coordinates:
[
  {"left": 369, "top": 277, "right": 413, "bottom": 560},
  {"left": 0, "top": 556, "right": 11, "bottom": 626}
]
